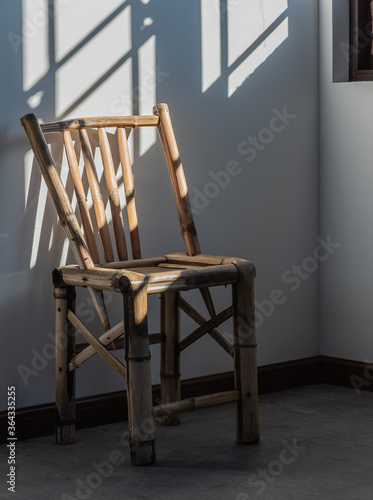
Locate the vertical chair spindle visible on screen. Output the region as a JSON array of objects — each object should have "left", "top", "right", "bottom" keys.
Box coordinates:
[
  {"left": 63, "top": 130, "right": 100, "bottom": 264},
  {"left": 98, "top": 127, "right": 128, "bottom": 261},
  {"left": 118, "top": 127, "right": 142, "bottom": 260},
  {"left": 80, "top": 128, "right": 115, "bottom": 263}
]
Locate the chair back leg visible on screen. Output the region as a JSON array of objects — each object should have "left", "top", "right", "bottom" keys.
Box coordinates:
[{"left": 160, "top": 291, "right": 181, "bottom": 425}]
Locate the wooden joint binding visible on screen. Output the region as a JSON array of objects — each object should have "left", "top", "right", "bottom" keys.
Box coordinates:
[{"left": 127, "top": 355, "right": 151, "bottom": 362}]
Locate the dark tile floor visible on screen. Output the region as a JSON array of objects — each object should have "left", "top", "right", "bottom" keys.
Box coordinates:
[{"left": 1, "top": 384, "right": 373, "bottom": 499}]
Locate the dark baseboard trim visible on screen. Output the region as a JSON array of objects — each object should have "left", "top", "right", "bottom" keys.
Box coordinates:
[
  {"left": 1, "top": 355, "right": 368, "bottom": 442},
  {"left": 320, "top": 355, "right": 372, "bottom": 392}
]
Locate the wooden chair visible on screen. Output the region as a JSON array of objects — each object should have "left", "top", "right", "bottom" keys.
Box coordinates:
[{"left": 20, "top": 104, "right": 259, "bottom": 465}]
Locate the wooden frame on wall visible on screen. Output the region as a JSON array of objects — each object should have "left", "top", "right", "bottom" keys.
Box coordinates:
[{"left": 350, "top": 0, "right": 373, "bottom": 81}]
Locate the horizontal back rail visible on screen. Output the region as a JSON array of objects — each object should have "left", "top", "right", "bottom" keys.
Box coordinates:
[{"left": 41, "top": 116, "right": 159, "bottom": 133}]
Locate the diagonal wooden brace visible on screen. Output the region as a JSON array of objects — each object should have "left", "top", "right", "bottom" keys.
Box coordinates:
[
  {"left": 178, "top": 296, "right": 234, "bottom": 356},
  {"left": 67, "top": 311, "right": 126, "bottom": 379},
  {"left": 69, "top": 320, "right": 125, "bottom": 371},
  {"left": 179, "top": 303, "right": 233, "bottom": 352}
]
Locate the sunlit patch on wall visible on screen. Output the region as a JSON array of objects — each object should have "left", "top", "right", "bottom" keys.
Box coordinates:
[
  {"left": 55, "top": 0, "right": 127, "bottom": 62},
  {"left": 228, "top": 17, "right": 288, "bottom": 97},
  {"left": 22, "top": 0, "right": 49, "bottom": 92},
  {"left": 24, "top": 150, "right": 34, "bottom": 210},
  {"left": 23, "top": 1, "right": 160, "bottom": 270},
  {"left": 27, "top": 90, "right": 45, "bottom": 109},
  {"left": 201, "top": 0, "right": 221, "bottom": 93},
  {"left": 228, "top": 0, "right": 288, "bottom": 67},
  {"left": 29, "top": 178, "right": 48, "bottom": 269},
  {"left": 55, "top": 5, "right": 132, "bottom": 118},
  {"left": 201, "top": 0, "right": 288, "bottom": 97},
  {"left": 138, "top": 35, "right": 156, "bottom": 156}
]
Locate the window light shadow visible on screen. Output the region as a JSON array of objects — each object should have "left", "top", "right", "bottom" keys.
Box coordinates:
[
  {"left": 22, "top": 0, "right": 160, "bottom": 270},
  {"left": 201, "top": 0, "right": 289, "bottom": 97}
]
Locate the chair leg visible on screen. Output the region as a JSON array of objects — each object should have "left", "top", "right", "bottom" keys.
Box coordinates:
[
  {"left": 232, "top": 263, "right": 260, "bottom": 443},
  {"left": 122, "top": 279, "right": 155, "bottom": 465},
  {"left": 160, "top": 291, "right": 181, "bottom": 425},
  {"left": 54, "top": 285, "right": 76, "bottom": 444}
]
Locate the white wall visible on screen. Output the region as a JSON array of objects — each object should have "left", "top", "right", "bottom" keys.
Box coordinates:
[
  {"left": 0, "top": 0, "right": 320, "bottom": 410},
  {"left": 319, "top": 0, "right": 373, "bottom": 361}
]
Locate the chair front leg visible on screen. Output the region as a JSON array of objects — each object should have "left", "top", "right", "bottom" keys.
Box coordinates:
[
  {"left": 232, "top": 263, "right": 260, "bottom": 443},
  {"left": 54, "top": 284, "right": 76, "bottom": 444},
  {"left": 160, "top": 291, "right": 181, "bottom": 425},
  {"left": 122, "top": 277, "right": 155, "bottom": 465}
]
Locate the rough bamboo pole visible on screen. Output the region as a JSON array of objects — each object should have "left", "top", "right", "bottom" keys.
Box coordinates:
[
  {"left": 41, "top": 115, "right": 159, "bottom": 133},
  {"left": 118, "top": 127, "right": 142, "bottom": 259},
  {"left": 164, "top": 253, "right": 252, "bottom": 267},
  {"left": 55, "top": 285, "right": 76, "bottom": 444},
  {"left": 153, "top": 391, "right": 240, "bottom": 417},
  {"left": 63, "top": 130, "right": 100, "bottom": 264},
  {"left": 164, "top": 253, "right": 229, "bottom": 266},
  {"left": 102, "top": 256, "right": 167, "bottom": 269},
  {"left": 121, "top": 277, "right": 155, "bottom": 465},
  {"left": 98, "top": 127, "right": 128, "bottom": 261},
  {"left": 69, "top": 320, "right": 125, "bottom": 370},
  {"left": 75, "top": 339, "right": 123, "bottom": 354},
  {"left": 67, "top": 311, "right": 126, "bottom": 379},
  {"left": 233, "top": 262, "right": 260, "bottom": 443},
  {"left": 21, "top": 114, "right": 94, "bottom": 269},
  {"left": 153, "top": 104, "right": 219, "bottom": 316},
  {"left": 75, "top": 333, "right": 163, "bottom": 355},
  {"left": 54, "top": 264, "right": 238, "bottom": 295},
  {"left": 80, "top": 128, "right": 114, "bottom": 262},
  {"left": 200, "top": 288, "right": 216, "bottom": 317},
  {"left": 160, "top": 292, "right": 181, "bottom": 425},
  {"left": 22, "top": 113, "right": 112, "bottom": 332},
  {"left": 178, "top": 296, "right": 234, "bottom": 357},
  {"left": 153, "top": 103, "right": 200, "bottom": 256},
  {"left": 179, "top": 305, "right": 233, "bottom": 351},
  {"left": 146, "top": 264, "right": 238, "bottom": 294}
]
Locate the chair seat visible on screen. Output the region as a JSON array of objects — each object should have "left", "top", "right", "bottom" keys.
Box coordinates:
[{"left": 53, "top": 253, "right": 251, "bottom": 295}]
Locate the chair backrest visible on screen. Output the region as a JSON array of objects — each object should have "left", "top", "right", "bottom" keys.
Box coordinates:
[{"left": 21, "top": 104, "right": 201, "bottom": 269}]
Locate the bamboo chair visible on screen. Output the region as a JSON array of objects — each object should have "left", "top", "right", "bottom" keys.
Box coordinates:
[{"left": 21, "top": 104, "right": 259, "bottom": 465}]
